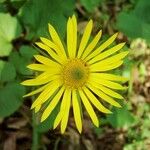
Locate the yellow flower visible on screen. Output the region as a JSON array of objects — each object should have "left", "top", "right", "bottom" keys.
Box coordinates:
[{"left": 21, "top": 15, "right": 128, "bottom": 134}]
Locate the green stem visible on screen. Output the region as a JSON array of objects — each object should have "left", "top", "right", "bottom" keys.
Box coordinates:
[{"left": 32, "top": 111, "right": 40, "bottom": 150}]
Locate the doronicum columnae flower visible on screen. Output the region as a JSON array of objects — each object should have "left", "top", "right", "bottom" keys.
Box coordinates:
[{"left": 21, "top": 15, "right": 128, "bottom": 134}]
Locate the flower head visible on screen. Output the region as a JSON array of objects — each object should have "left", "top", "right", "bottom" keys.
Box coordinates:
[{"left": 21, "top": 15, "right": 128, "bottom": 133}]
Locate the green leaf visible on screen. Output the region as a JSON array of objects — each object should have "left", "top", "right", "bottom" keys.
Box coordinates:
[
  {"left": 0, "top": 13, "right": 22, "bottom": 56},
  {"left": 10, "top": 0, "right": 27, "bottom": 9},
  {"left": 117, "top": 12, "right": 142, "bottom": 39},
  {"left": 107, "top": 105, "right": 135, "bottom": 128},
  {"left": 116, "top": 0, "right": 150, "bottom": 43},
  {"left": 0, "top": 0, "right": 5, "bottom": 3},
  {"left": 0, "top": 2, "right": 7, "bottom": 13},
  {"left": 0, "top": 36, "right": 13, "bottom": 56},
  {"left": 0, "top": 60, "right": 5, "bottom": 73},
  {"left": 94, "top": 127, "right": 104, "bottom": 135},
  {"left": 0, "top": 82, "right": 25, "bottom": 117},
  {"left": 37, "top": 103, "right": 60, "bottom": 133},
  {"left": 80, "top": 0, "right": 103, "bottom": 12},
  {"left": 0, "top": 61, "right": 16, "bottom": 82},
  {"left": 19, "top": 45, "right": 38, "bottom": 60},
  {"left": 9, "top": 46, "right": 37, "bottom": 76},
  {"left": 20, "top": 0, "right": 75, "bottom": 39},
  {"left": 133, "top": 0, "right": 150, "bottom": 24},
  {"left": 9, "top": 51, "right": 33, "bottom": 75}
]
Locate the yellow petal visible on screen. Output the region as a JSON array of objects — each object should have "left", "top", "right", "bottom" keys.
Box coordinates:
[
  {"left": 90, "top": 61, "right": 123, "bottom": 72},
  {"left": 53, "top": 89, "right": 70, "bottom": 130},
  {"left": 67, "top": 15, "right": 77, "bottom": 58},
  {"left": 79, "top": 90, "right": 99, "bottom": 127},
  {"left": 88, "top": 43, "right": 126, "bottom": 64},
  {"left": 35, "top": 71, "right": 59, "bottom": 80},
  {"left": 71, "top": 15, "right": 77, "bottom": 58},
  {"left": 23, "top": 84, "right": 48, "bottom": 97},
  {"left": 35, "top": 42, "right": 62, "bottom": 63},
  {"left": 31, "top": 81, "right": 61, "bottom": 109},
  {"left": 35, "top": 105, "right": 41, "bottom": 113},
  {"left": 27, "top": 64, "right": 48, "bottom": 71},
  {"left": 97, "top": 51, "right": 129, "bottom": 65},
  {"left": 83, "top": 87, "right": 111, "bottom": 114},
  {"left": 77, "top": 20, "right": 93, "bottom": 58},
  {"left": 53, "top": 112, "right": 62, "bottom": 129},
  {"left": 99, "top": 86, "right": 123, "bottom": 99},
  {"left": 48, "top": 23, "right": 65, "bottom": 56},
  {"left": 72, "top": 90, "right": 82, "bottom": 133},
  {"left": 85, "top": 33, "right": 118, "bottom": 61},
  {"left": 81, "top": 30, "right": 102, "bottom": 59},
  {"left": 67, "top": 17, "right": 74, "bottom": 58},
  {"left": 41, "top": 87, "right": 65, "bottom": 122},
  {"left": 95, "top": 84, "right": 124, "bottom": 99},
  {"left": 90, "top": 73, "right": 129, "bottom": 83},
  {"left": 21, "top": 74, "right": 59, "bottom": 86},
  {"left": 34, "top": 55, "right": 60, "bottom": 66},
  {"left": 61, "top": 89, "right": 71, "bottom": 134},
  {"left": 40, "top": 37, "right": 67, "bottom": 59},
  {"left": 89, "top": 76, "right": 126, "bottom": 90},
  {"left": 88, "top": 84, "right": 121, "bottom": 107}
]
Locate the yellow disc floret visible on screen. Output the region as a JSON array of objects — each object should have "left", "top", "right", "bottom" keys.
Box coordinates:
[{"left": 61, "top": 58, "right": 89, "bottom": 89}]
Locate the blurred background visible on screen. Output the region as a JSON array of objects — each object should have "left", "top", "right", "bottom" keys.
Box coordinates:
[{"left": 0, "top": 0, "right": 150, "bottom": 150}]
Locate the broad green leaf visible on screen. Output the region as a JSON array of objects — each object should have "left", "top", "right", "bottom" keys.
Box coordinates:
[
  {"left": 20, "top": 0, "right": 75, "bottom": 39},
  {"left": 117, "top": 12, "right": 142, "bottom": 39},
  {"left": 116, "top": 0, "right": 150, "bottom": 43},
  {"left": 94, "top": 127, "right": 104, "bottom": 135},
  {"left": 0, "top": 0, "right": 5, "bottom": 3},
  {"left": 80, "top": 0, "right": 103, "bottom": 12},
  {"left": 107, "top": 105, "right": 135, "bottom": 128},
  {"left": 10, "top": 0, "right": 26, "bottom": 9},
  {"left": 9, "top": 46, "right": 37, "bottom": 76},
  {"left": 0, "top": 35, "right": 13, "bottom": 56},
  {"left": 0, "top": 13, "right": 22, "bottom": 56},
  {"left": 133, "top": 0, "right": 150, "bottom": 24},
  {"left": 0, "top": 82, "right": 25, "bottom": 117},
  {"left": 0, "top": 60, "right": 5, "bottom": 73},
  {"left": 0, "top": 2, "right": 7, "bottom": 13},
  {"left": 19, "top": 45, "right": 38, "bottom": 60},
  {"left": 0, "top": 61, "right": 16, "bottom": 82},
  {"left": 37, "top": 102, "right": 60, "bottom": 133},
  {"left": 9, "top": 51, "right": 33, "bottom": 75}
]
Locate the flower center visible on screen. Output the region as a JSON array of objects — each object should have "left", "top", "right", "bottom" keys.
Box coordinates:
[{"left": 62, "top": 58, "right": 89, "bottom": 89}]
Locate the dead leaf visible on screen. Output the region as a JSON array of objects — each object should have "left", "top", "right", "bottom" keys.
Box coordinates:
[
  {"left": 3, "top": 133, "right": 16, "bottom": 150},
  {"left": 7, "top": 118, "right": 28, "bottom": 129}
]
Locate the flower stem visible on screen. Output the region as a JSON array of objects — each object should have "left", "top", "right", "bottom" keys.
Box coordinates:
[{"left": 32, "top": 110, "right": 40, "bottom": 150}]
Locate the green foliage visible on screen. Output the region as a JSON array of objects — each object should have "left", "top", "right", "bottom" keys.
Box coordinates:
[
  {"left": 0, "top": 13, "right": 22, "bottom": 56},
  {"left": 107, "top": 105, "right": 135, "bottom": 128},
  {"left": 124, "top": 104, "right": 150, "bottom": 150},
  {"left": 0, "top": 61, "right": 5, "bottom": 78},
  {"left": 0, "top": 61, "right": 16, "bottom": 82},
  {"left": 37, "top": 103, "right": 60, "bottom": 133},
  {"left": 0, "top": 82, "right": 25, "bottom": 117},
  {"left": 19, "top": 46, "right": 38, "bottom": 60},
  {"left": 20, "top": 0, "right": 75, "bottom": 39},
  {"left": 0, "top": 45, "right": 35, "bottom": 118},
  {"left": 80, "top": 0, "right": 103, "bottom": 12},
  {"left": 116, "top": 0, "right": 150, "bottom": 43},
  {"left": 0, "top": 2, "right": 7, "bottom": 13},
  {"left": 0, "top": 0, "right": 5, "bottom": 3},
  {"left": 10, "top": 0, "right": 26, "bottom": 9},
  {"left": 9, "top": 46, "right": 38, "bottom": 76}
]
